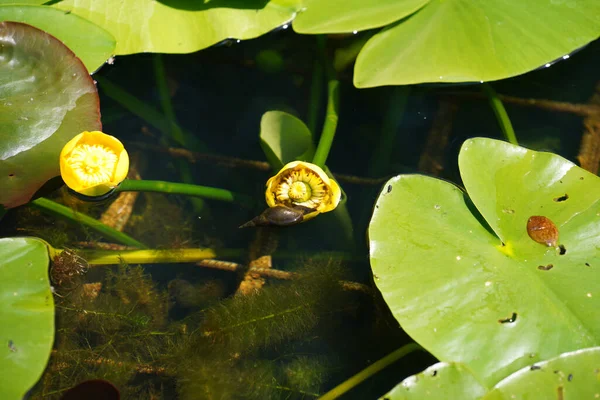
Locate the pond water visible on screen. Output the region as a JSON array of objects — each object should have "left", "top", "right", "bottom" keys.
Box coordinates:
[{"left": 3, "top": 28, "right": 600, "bottom": 399}]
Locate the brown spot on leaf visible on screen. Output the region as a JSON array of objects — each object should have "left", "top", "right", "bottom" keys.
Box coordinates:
[
  {"left": 538, "top": 264, "right": 554, "bottom": 271},
  {"left": 527, "top": 216, "right": 559, "bottom": 247}
]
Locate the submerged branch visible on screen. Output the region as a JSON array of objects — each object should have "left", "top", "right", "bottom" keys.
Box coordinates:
[{"left": 197, "top": 259, "right": 372, "bottom": 294}]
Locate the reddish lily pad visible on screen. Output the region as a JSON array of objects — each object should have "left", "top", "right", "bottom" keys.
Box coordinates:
[{"left": 0, "top": 21, "right": 101, "bottom": 208}]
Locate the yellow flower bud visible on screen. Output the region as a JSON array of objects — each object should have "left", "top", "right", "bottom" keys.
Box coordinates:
[
  {"left": 265, "top": 161, "right": 341, "bottom": 221},
  {"left": 59, "top": 131, "right": 129, "bottom": 197}
]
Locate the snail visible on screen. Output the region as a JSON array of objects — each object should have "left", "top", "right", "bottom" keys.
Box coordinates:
[
  {"left": 240, "top": 161, "right": 342, "bottom": 228},
  {"left": 239, "top": 204, "right": 316, "bottom": 228}
]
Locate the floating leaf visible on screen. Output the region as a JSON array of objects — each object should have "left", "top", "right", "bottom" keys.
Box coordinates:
[
  {"left": 352, "top": 0, "right": 600, "bottom": 86},
  {"left": 380, "top": 362, "right": 487, "bottom": 400},
  {"left": 293, "top": 0, "right": 429, "bottom": 34},
  {"left": 0, "top": 21, "right": 101, "bottom": 208},
  {"left": 369, "top": 138, "right": 600, "bottom": 386},
  {"left": 0, "top": 5, "right": 115, "bottom": 72},
  {"left": 382, "top": 348, "right": 600, "bottom": 399},
  {"left": 483, "top": 347, "right": 600, "bottom": 400},
  {"left": 260, "top": 111, "right": 315, "bottom": 170},
  {"left": 51, "top": 0, "right": 303, "bottom": 55},
  {"left": 0, "top": 237, "right": 54, "bottom": 400}
]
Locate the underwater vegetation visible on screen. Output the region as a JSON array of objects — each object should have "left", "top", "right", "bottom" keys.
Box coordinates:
[{"left": 28, "top": 260, "right": 373, "bottom": 399}]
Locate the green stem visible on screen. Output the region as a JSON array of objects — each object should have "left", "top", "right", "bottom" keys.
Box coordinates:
[
  {"left": 307, "top": 52, "right": 324, "bottom": 136},
  {"left": 153, "top": 54, "right": 186, "bottom": 146},
  {"left": 75, "top": 248, "right": 218, "bottom": 265},
  {"left": 151, "top": 54, "right": 208, "bottom": 214},
  {"left": 482, "top": 83, "right": 518, "bottom": 145},
  {"left": 318, "top": 343, "right": 425, "bottom": 400},
  {"left": 30, "top": 198, "right": 146, "bottom": 248},
  {"left": 95, "top": 76, "right": 206, "bottom": 151},
  {"left": 368, "top": 86, "right": 409, "bottom": 177},
  {"left": 117, "top": 179, "right": 252, "bottom": 204},
  {"left": 312, "top": 36, "right": 340, "bottom": 169}
]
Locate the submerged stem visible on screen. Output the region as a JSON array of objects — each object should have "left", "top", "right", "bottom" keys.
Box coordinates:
[
  {"left": 117, "top": 179, "right": 252, "bottom": 204},
  {"left": 30, "top": 198, "right": 146, "bottom": 248},
  {"left": 312, "top": 36, "right": 340, "bottom": 169},
  {"left": 318, "top": 343, "right": 425, "bottom": 400},
  {"left": 482, "top": 83, "right": 518, "bottom": 145},
  {"left": 75, "top": 248, "right": 218, "bottom": 265}
]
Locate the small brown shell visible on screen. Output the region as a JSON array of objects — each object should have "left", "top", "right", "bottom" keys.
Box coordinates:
[{"left": 527, "top": 216, "right": 559, "bottom": 247}]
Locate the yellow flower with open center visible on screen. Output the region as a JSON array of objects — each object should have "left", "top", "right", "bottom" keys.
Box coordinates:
[
  {"left": 265, "top": 161, "right": 341, "bottom": 220},
  {"left": 60, "top": 131, "right": 129, "bottom": 197}
]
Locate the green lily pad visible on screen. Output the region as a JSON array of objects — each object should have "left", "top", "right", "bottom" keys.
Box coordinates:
[
  {"left": 0, "top": 237, "right": 54, "bottom": 400},
  {"left": 483, "top": 347, "right": 600, "bottom": 400},
  {"left": 0, "top": 5, "right": 116, "bottom": 72},
  {"left": 353, "top": 0, "right": 600, "bottom": 87},
  {"left": 369, "top": 138, "right": 600, "bottom": 386},
  {"left": 380, "top": 362, "right": 487, "bottom": 400},
  {"left": 293, "top": 0, "right": 428, "bottom": 34},
  {"left": 0, "top": 21, "right": 101, "bottom": 208},
  {"left": 51, "top": 0, "right": 303, "bottom": 55},
  {"left": 260, "top": 111, "right": 315, "bottom": 169},
  {"left": 381, "top": 347, "right": 600, "bottom": 399},
  {"left": 0, "top": 0, "right": 45, "bottom": 4}
]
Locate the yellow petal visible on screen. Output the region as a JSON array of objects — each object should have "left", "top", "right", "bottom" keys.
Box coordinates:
[{"left": 60, "top": 131, "right": 129, "bottom": 197}]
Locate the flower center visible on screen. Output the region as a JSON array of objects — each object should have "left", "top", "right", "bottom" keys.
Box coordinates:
[
  {"left": 66, "top": 144, "right": 118, "bottom": 187},
  {"left": 288, "top": 181, "right": 311, "bottom": 202},
  {"left": 275, "top": 168, "right": 327, "bottom": 208}
]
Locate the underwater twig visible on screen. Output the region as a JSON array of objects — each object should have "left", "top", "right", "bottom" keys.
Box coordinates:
[
  {"left": 368, "top": 86, "right": 409, "bottom": 177},
  {"left": 197, "top": 259, "right": 372, "bottom": 294},
  {"left": 418, "top": 99, "right": 459, "bottom": 175},
  {"left": 318, "top": 343, "right": 426, "bottom": 400},
  {"left": 100, "top": 166, "right": 141, "bottom": 231},
  {"left": 577, "top": 82, "right": 600, "bottom": 174},
  {"left": 312, "top": 36, "right": 340, "bottom": 169},
  {"left": 237, "top": 227, "right": 280, "bottom": 295},
  {"left": 30, "top": 198, "right": 146, "bottom": 248},
  {"left": 443, "top": 91, "right": 600, "bottom": 118},
  {"left": 482, "top": 83, "right": 518, "bottom": 145},
  {"left": 73, "top": 248, "right": 221, "bottom": 265},
  {"left": 117, "top": 179, "right": 253, "bottom": 205},
  {"left": 126, "top": 141, "right": 388, "bottom": 185}
]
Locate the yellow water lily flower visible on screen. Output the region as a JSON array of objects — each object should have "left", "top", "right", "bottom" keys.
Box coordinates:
[
  {"left": 60, "top": 131, "right": 129, "bottom": 197},
  {"left": 265, "top": 161, "right": 341, "bottom": 221}
]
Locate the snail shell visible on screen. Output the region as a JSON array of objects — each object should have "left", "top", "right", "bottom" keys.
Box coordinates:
[{"left": 239, "top": 205, "right": 314, "bottom": 228}]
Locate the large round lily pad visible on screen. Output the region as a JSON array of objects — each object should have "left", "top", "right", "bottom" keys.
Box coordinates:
[
  {"left": 0, "top": 21, "right": 101, "bottom": 208},
  {"left": 0, "top": 237, "right": 54, "bottom": 400},
  {"left": 51, "top": 0, "right": 303, "bottom": 55},
  {"left": 369, "top": 138, "right": 600, "bottom": 386}
]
